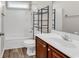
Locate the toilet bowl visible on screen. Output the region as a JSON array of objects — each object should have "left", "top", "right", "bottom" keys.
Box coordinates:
[{"left": 24, "top": 40, "right": 35, "bottom": 56}]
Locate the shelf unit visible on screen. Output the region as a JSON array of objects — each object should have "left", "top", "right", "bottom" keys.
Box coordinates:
[{"left": 33, "top": 6, "right": 49, "bottom": 39}]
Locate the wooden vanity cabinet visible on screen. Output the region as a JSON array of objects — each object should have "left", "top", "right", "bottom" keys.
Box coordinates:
[
  {"left": 36, "top": 36, "right": 70, "bottom": 58},
  {"left": 36, "top": 36, "right": 47, "bottom": 58}
]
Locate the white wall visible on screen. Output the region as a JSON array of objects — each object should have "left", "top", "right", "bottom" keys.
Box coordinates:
[{"left": 53, "top": 1, "right": 79, "bottom": 33}]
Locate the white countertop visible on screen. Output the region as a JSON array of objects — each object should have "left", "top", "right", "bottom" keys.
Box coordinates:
[{"left": 35, "top": 30, "right": 79, "bottom": 58}]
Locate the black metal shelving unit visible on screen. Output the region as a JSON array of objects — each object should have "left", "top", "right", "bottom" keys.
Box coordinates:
[
  {"left": 33, "top": 6, "right": 50, "bottom": 39},
  {"left": 33, "top": 11, "right": 38, "bottom": 39}
]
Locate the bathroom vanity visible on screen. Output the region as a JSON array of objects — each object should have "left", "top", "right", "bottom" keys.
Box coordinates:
[
  {"left": 35, "top": 30, "right": 79, "bottom": 58},
  {"left": 36, "top": 36, "right": 69, "bottom": 58}
]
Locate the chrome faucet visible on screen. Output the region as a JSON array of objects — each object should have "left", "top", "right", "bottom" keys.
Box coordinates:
[{"left": 62, "top": 33, "right": 72, "bottom": 42}]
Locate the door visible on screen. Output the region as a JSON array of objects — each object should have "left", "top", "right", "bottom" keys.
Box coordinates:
[{"left": 0, "top": 2, "right": 4, "bottom": 54}]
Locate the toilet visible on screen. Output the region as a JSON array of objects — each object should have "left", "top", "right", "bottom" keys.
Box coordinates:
[{"left": 24, "top": 40, "right": 35, "bottom": 56}]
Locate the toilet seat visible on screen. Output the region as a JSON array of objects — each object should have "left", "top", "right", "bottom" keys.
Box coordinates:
[
  {"left": 24, "top": 40, "right": 35, "bottom": 47},
  {"left": 24, "top": 40, "right": 35, "bottom": 45}
]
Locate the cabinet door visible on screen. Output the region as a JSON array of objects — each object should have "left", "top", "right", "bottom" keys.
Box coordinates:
[
  {"left": 36, "top": 37, "right": 47, "bottom": 58},
  {"left": 48, "top": 45, "right": 68, "bottom": 58},
  {"left": 52, "top": 48, "right": 67, "bottom": 58},
  {"left": 52, "top": 51, "right": 62, "bottom": 58}
]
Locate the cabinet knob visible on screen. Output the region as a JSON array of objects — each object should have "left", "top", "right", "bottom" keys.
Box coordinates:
[
  {"left": 43, "top": 45, "right": 46, "bottom": 47},
  {"left": 48, "top": 48, "right": 50, "bottom": 51}
]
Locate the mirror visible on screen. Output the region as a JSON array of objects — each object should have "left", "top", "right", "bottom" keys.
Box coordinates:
[{"left": 52, "top": 1, "right": 79, "bottom": 35}]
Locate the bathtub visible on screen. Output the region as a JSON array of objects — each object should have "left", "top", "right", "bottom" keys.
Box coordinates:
[{"left": 4, "top": 36, "right": 33, "bottom": 49}]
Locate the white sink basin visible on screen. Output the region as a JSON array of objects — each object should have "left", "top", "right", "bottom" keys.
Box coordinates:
[{"left": 47, "top": 37, "right": 76, "bottom": 48}]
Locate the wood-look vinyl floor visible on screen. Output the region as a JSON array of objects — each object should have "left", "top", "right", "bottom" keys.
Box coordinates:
[{"left": 3, "top": 48, "right": 35, "bottom": 58}]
